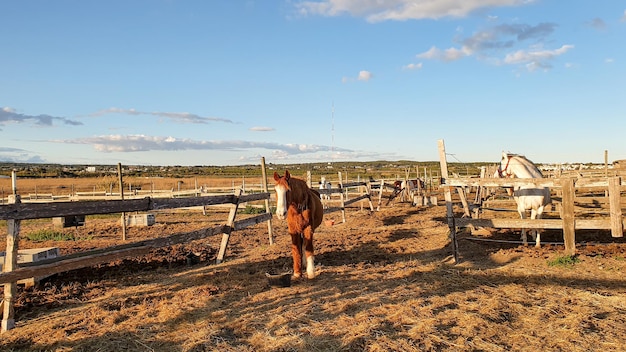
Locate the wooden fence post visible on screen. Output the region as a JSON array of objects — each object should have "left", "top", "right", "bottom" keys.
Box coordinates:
[
  {"left": 2, "top": 171, "right": 20, "bottom": 332},
  {"left": 561, "top": 177, "right": 576, "bottom": 256},
  {"left": 376, "top": 179, "right": 384, "bottom": 211},
  {"left": 438, "top": 139, "right": 459, "bottom": 263},
  {"left": 261, "top": 157, "right": 274, "bottom": 245},
  {"left": 608, "top": 177, "right": 623, "bottom": 238},
  {"left": 337, "top": 172, "right": 346, "bottom": 223},
  {"left": 118, "top": 163, "right": 126, "bottom": 241},
  {"left": 216, "top": 189, "right": 243, "bottom": 264}
]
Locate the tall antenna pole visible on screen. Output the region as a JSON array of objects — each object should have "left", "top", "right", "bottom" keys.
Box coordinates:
[{"left": 331, "top": 102, "right": 335, "bottom": 160}]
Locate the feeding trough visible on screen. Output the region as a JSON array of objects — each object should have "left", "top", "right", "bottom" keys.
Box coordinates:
[{"left": 265, "top": 272, "right": 292, "bottom": 287}]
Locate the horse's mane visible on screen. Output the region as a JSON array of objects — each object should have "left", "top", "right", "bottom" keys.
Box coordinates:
[
  {"left": 505, "top": 153, "right": 544, "bottom": 178},
  {"left": 287, "top": 176, "right": 316, "bottom": 205}
]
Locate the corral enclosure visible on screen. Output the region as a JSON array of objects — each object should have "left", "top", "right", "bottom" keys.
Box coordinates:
[{"left": 1, "top": 165, "right": 626, "bottom": 351}]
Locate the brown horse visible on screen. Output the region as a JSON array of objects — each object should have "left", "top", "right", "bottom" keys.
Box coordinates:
[{"left": 273, "top": 170, "right": 323, "bottom": 279}]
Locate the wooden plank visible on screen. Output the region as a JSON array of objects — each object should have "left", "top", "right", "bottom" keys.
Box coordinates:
[
  {"left": 455, "top": 217, "right": 622, "bottom": 230},
  {"left": 445, "top": 177, "right": 625, "bottom": 189},
  {"left": 445, "top": 178, "right": 555, "bottom": 188},
  {"left": 233, "top": 213, "right": 272, "bottom": 231},
  {"left": 344, "top": 194, "right": 370, "bottom": 207},
  {"left": 561, "top": 178, "right": 576, "bottom": 256},
  {"left": 0, "top": 224, "right": 229, "bottom": 285},
  {"left": 323, "top": 206, "right": 344, "bottom": 214},
  {"left": 456, "top": 187, "right": 471, "bottom": 217},
  {"left": 341, "top": 181, "right": 367, "bottom": 188},
  {"left": 608, "top": 177, "right": 624, "bottom": 237},
  {"left": 0, "top": 194, "right": 254, "bottom": 220}
]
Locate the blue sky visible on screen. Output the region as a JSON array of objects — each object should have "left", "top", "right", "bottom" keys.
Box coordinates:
[{"left": 1, "top": 1, "right": 625, "bottom": 166}]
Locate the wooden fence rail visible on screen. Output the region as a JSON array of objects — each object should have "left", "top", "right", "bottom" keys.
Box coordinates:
[
  {"left": 309, "top": 171, "right": 375, "bottom": 223},
  {"left": 0, "top": 191, "right": 272, "bottom": 332}
]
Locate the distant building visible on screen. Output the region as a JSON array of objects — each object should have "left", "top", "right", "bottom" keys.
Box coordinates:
[{"left": 86, "top": 166, "right": 96, "bottom": 173}]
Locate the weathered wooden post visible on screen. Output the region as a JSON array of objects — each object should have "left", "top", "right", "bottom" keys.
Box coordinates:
[
  {"left": 216, "top": 189, "right": 242, "bottom": 264},
  {"left": 608, "top": 177, "right": 623, "bottom": 238},
  {"left": 118, "top": 163, "right": 127, "bottom": 241},
  {"left": 2, "top": 170, "right": 20, "bottom": 332},
  {"left": 337, "top": 171, "right": 346, "bottom": 223},
  {"left": 438, "top": 139, "right": 459, "bottom": 263},
  {"left": 261, "top": 157, "right": 274, "bottom": 245},
  {"left": 561, "top": 177, "right": 576, "bottom": 256}
]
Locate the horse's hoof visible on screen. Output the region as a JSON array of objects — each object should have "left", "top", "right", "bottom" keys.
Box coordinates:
[{"left": 292, "top": 273, "right": 302, "bottom": 280}]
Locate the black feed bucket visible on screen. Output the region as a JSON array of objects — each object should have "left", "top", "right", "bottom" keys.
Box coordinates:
[{"left": 265, "top": 272, "right": 292, "bottom": 287}]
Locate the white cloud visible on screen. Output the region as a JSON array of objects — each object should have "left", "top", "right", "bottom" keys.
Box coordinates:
[
  {"left": 622, "top": 10, "right": 626, "bottom": 22},
  {"left": 0, "top": 146, "right": 46, "bottom": 163},
  {"left": 417, "top": 46, "right": 472, "bottom": 61},
  {"left": 414, "top": 21, "right": 572, "bottom": 72},
  {"left": 342, "top": 70, "right": 373, "bottom": 82},
  {"left": 0, "top": 106, "right": 83, "bottom": 129},
  {"left": 294, "top": 0, "right": 534, "bottom": 22},
  {"left": 587, "top": 17, "right": 606, "bottom": 30},
  {"left": 87, "top": 107, "right": 235, "bottom": 124},
  {"left": 250, "top": 126, "right": 275, "bottom": 132},
  {"left": 358, "top": 70, "right": 373, "bottom": 81},
  {"left": 503, "top": 44, "right": 574, "bottom": 71},
  {"left": 60, "top": 134, "right": 353, "bottom": 156},
  {"left": 403, "top": 62, "right": 423, "bottom": 70}
]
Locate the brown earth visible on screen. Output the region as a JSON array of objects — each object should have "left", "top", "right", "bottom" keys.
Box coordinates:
[{"left": 1, "top": 196, "right": 626, "bottom": 351}]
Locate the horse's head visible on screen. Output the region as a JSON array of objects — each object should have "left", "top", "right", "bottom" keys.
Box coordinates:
[
  {"left": 497, "top": 151, "right": 514, "bottom": 178},
  {"left": 498, "top": 151, "right": 543, "bottom": 179},
  {"left": 273, "top": 170, "right": 291, "bottom": 220}
]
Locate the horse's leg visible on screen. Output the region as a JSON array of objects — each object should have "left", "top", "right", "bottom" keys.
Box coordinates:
[
  {"left": 290, "top": 232, "right": 303, "bottom": 278},
  {"left": 533, "top": 207, "right": 544, "bottom": 248},
  {"left": 302, "top": 226, "right": 315, "bottom": 279},
  {"left": 518, "top": 210, "right": 528, "bottom": 246}
]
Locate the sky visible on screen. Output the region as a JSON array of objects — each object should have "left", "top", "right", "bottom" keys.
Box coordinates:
[{"left": 1, "top": 0, "right": 625, "bottom": 166}]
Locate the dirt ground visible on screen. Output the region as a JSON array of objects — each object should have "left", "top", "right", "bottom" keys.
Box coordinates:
[{"left": 1, "top": 196, "right": 626, "bottom": 351}]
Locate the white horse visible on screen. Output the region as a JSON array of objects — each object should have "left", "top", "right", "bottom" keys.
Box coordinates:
[
  {"left": 497, "top": 152, "right": 551, "bottom": 247},
  {"left": 319, "top": 177, "right": 331, "bottom": 201},
  {"left": 400, "top": 179, "right": 424, "bottom": 202}
]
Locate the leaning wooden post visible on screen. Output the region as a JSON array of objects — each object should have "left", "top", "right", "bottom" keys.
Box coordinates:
[
  {"left": 438, "top": 139, "right": 459, "bottom": 263},
  {"left": 117, "top": 163, "right": 126, "bottom": 241},
  {"left": 260, "top": 157, "right": 274, "bottom": 245},
  {"left": 2, "top": 170, "right": 20, "bottom": 332},
  {"left": 216, "top": 189, "right": 242, "bottom": 264},
  {"left": 608, "top": 177, "right": 623, "bottom": 238},
  {"left": 561, "top": 177, "right": 576, "bottom": 256}
]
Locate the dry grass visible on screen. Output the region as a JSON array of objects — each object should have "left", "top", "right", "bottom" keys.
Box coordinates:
[{"left": 1, "top": 183, "right": 626, "bottom": 351}]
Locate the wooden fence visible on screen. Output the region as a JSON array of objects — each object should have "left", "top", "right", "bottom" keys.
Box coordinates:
[
  {"left": 438, "top": 139, "right": 625, "bottom": 263},
  {"left": 0, "top": 156, "right": 280, "bottom": 334},
  {"left": 306, "top": 171, "right": 375, "bottom": 223}
]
